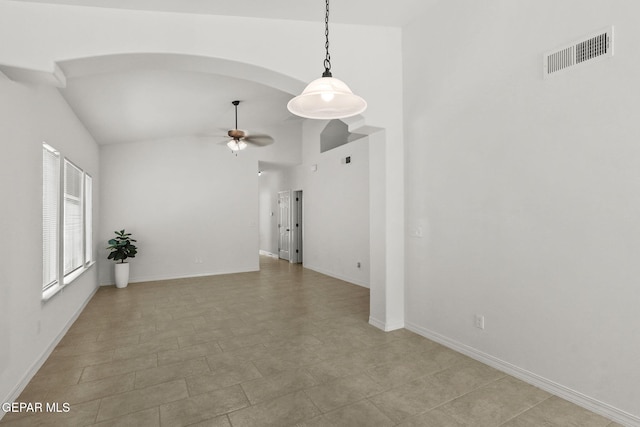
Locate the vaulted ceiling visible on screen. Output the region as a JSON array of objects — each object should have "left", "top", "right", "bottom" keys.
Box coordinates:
[
  {"left": 11, "top": 0, "right": 433, "bottom": 26},
  {"left": 8, "top": 0, "right": 433, "bottom": 159}
]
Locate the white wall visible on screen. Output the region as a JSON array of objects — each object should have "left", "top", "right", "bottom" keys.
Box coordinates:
[
  {"left": 368, "top": 131, "right": 388, "bottom": 328},
  {"left": 0, "top": 77, "right": 100, "bottom": 409},
  {"left": 404, "top": 0, "right": 640, "bottom": 422},
  {"left": 300, "top": 121, "right": 371, "bottom": 288},
  {"left": 0, "top": 0, "right": 405, "bottom": 330},
  {"left": 99, "top": 137, "right": 259, "bottom": 284},
  {"left": 258, "top": 129, "right": 371, "bottom": 290}
]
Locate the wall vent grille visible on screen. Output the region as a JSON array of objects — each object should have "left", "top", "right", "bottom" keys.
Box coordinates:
[{"left": 544, "top": 26, "right": 613, "bottom": 78}]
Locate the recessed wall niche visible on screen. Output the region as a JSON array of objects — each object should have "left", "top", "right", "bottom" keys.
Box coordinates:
[{"left": 320, "top": 119, "right": 365, "bottom": 153}]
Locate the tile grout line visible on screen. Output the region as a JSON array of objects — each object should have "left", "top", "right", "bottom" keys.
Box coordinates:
[
  {"left": 497, "top": 395, "right": 554, "bottom": 426},
  {"left": 300, "top": 388, "right": 325, "bottom": 420},
  {"left": 400, "top": 372, "right": 511, "bottom": 422}
]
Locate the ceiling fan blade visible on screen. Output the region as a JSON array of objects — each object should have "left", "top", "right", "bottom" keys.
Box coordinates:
[
  {"left": 195, "top": 134, "right": 231, "bottom": 143},
  {"left": 244, "top": 134, "right": 274, "bottom": 147}
]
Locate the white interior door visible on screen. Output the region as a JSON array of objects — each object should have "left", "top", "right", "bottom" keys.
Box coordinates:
[{"left": 278, "top": 190, "right": 291, "bottom": 261}]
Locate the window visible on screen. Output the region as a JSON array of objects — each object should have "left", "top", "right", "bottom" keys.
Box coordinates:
[
  {"left": 64, "top": 160, "right": 83, "bottom": 275},
  {"left": 42, "top": 144, "right": 60, "bottom": 292},
  {"left": 42, "top": 143, "right": 94, "bottom": 299},
  {"left": 85, "top": 174, "right": 93, "bottom": 265}
]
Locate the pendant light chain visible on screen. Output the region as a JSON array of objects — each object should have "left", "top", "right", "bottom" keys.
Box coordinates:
[
  {"left": 286, "top": 0, "right": 367, "bottom": 119},
  {"left": 322, "top": 0, "right": 332, "bottom": 77}
]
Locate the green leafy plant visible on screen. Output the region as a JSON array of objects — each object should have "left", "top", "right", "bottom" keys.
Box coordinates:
[{"left": 107, "top": 229, "right": 138, "bottom": 263}]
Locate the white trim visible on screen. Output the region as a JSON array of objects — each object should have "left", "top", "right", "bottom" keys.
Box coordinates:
[
  {"left": 405, "top": 321, "right": 640, "bottom": 427},
  {"left": 42, "top": 142, "right": 58, "bottom": 154},
  {"left": 42, "top": 262, "right": 95, "bottom": 302},
  {"left": 41, "top": 282, "right": 63, "bottom": 302},
  {"left": 303, "top": 263, "right": 369, "bottom": 288},
  {"left": 42, "top": 142, "right": 60, "bottom": 297},
  {"left": 1, "top": 285, "right": 98, "bottom": 421},
  {"left": 63, "top": 261, "right": 95, "bottom": 286},
  {"left": 369, "top": 316, "right": 404, "bottom": 332},
  {"left": 100, "top": 267, "right": 260, "bottom": 286},
  {"left": 259, "top": 250, "right": 279, "bottom": 259}
]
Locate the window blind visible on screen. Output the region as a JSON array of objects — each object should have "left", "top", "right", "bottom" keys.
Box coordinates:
[
  {"left": 84, "top": 174, "right": 93, "bottom": 264},
  {"left": 43, "top": 144, "right": 59, "bottom": 290},
  {"left": 64, "top": 160, "right": 83, "bottom": 276}
]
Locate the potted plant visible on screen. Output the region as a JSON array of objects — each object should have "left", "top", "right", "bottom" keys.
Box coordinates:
[{"left": 107, "top": 229, "right": 138, "bottom": 288}]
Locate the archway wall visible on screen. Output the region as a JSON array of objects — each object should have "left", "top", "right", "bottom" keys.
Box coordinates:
[
  {"left": 0, "top": 1, "right": 405, "bottom": 330},
  {"left": 0, "top": 1, "right": 403, "bottom": 133}
]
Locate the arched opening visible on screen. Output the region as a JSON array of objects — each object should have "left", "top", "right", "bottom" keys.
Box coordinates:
[{"left": 3, "top": 52, "right": 394, "bottom": 330}]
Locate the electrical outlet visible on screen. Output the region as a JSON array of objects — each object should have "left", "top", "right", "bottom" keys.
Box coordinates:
[{"left": 474, "top": 314, "right": 485, "bottom": 330}]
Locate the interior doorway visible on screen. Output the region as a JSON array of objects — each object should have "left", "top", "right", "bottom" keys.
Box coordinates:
[
  {"left": 277, "top": 190, "right": 290, "bottom": 261},
  {"left": 277, "top": 189, "right": 303, "bottom": 264}
]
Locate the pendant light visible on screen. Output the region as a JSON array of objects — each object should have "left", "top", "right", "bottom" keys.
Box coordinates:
[{"left": 287, "top": 0, "right": 367, "bottom": 120}]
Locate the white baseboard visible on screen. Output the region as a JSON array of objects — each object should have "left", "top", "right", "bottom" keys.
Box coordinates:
[
  {"left": 369, "top": 316, "right": 386, "bottom": 330},
  {"left": 0, "top": 285, "right": 99, "bottom": 421},
  {"left": 303, "top": 263, "right": 369, "bottom": 289},
  {"left": 100, "top": 267, "right": 260, "bottom": 286},
  {"left": 405, "top": 321, "right": 640, "bottom": 427},
  {"left": 369, "top": 316, "right": 405, "bottom": 332},
  {"left": 369, "top": 317, "right": 404, "bottom": 332},
  {"left": 259, "top": 250, "right": 279, "bottom": 259}
]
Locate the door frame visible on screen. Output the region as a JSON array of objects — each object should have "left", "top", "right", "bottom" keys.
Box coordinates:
[{"left": 290, "top": 190, "right": 303, "bottom": 264}]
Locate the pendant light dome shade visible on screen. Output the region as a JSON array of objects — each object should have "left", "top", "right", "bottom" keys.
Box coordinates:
[
  {"left": 287, "top": 76, "right": 367, "bottom": 120},
  {"left": 287, "top": 0, "right": 367, "bottom": 120}
]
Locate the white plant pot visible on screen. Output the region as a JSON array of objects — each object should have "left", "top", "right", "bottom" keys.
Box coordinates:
[{"left": 114, "top": 262, "right": 130, "bottom": 288}]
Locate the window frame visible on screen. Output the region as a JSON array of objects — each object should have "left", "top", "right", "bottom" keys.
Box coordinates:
[
  {"left": 42, "top": 143, "right": 60, "bottom": 293},
  {"left": 42, "top": 143, "right": 95, "bottom": 301},
  {"left": 84, "top": 173, "right": 93, "bottom": 266},
  {"left": 63, "top": 158, "right": 84, "bottom": 278}
]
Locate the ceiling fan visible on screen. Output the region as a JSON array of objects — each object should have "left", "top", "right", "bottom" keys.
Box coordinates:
[{"left": 225, "top": 100, "right": 274, "bottom": 153}]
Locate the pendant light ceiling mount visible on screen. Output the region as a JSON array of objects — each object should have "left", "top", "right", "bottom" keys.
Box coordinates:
[{"left": 287, "top": 0, "right": 367, "bottom": 120}]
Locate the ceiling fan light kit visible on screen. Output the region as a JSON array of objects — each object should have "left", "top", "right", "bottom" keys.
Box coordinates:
[
  {"left": 227, "top": 139, "right": 247, "bottom": 151},
  {"left": 287, "top": 0, "right": 367, "bottom": 120}
]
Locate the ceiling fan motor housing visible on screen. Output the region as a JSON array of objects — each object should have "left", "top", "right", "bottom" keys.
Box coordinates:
[{"left": 228, "top": 129, "right": 245, "bottom": 138}]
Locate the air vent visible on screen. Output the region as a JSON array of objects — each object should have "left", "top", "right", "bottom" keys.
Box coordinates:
[{"left": 544, "top": 26, "right": 613, "bottom": 78}]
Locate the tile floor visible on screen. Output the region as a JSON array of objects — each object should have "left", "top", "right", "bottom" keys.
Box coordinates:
[{"left": 1, "top": 257, "right": 622, "bottom": 426}]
